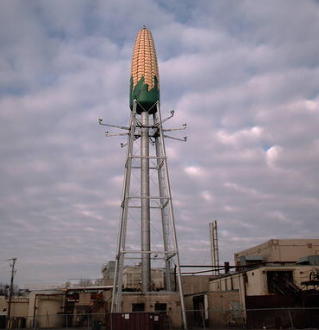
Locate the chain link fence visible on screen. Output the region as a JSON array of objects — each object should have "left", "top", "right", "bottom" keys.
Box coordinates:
[
  {"left": 4, "top": 313, "right": 105, "bottom": 330},
  {"left": 246, "top": 307, "right": 319, "bottom": 329},
  {"left": 3, "top": 308, "right": 319, "bottom": 329},
  {"left": 206, "top": 306, "right": 319, "bottom": 329}
]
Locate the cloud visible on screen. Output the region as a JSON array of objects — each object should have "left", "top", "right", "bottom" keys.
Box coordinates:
[
  {"left": 266, "top": 145, "right": 282, "bottom": 168},
  {"left": 0, "top": 0, "right": 319, "bottom": 286},
  {"left": 184, "top": 166, "right": 204, "bottom": 177}
]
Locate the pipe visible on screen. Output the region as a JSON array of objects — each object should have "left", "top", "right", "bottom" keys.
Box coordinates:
[{"left": 141, "top": 111, "right": 151, "bottom": 292}]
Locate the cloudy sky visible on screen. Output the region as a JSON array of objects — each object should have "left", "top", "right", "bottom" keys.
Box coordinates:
[{"left": 1, "top": 0, "right": 319, "bottom": 287}]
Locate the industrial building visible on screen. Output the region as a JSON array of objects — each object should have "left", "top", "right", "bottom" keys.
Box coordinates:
[
  {"left": 122, "top": 266, "right": 165, "bottom": 291},
  {"left": 0, "top": 276, "right": 213, "bottom": 329},
  {"left": 208, "top": 238, "right": 319, "bottom": 328},
  {"left": 234, "top": 238, "right": 319, "bottom": 265},
  {"left": 1, "top": 238, "right": 319, "bottom": 329},
  {"left": 101, "top": 261, "right": 115, "bottom": 286},
  {"left": 0, "top": 286, "right": 113, "bottom": 329}
]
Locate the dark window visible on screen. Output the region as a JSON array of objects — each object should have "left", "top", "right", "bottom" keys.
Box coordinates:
[
  {"left": 155, "top": 303, "right": 167, "bottom": 311},
  {"left": 132, "top": 303, "right": 145, "bottom": 312},
  {"left": 267, "top": 271, "right": 299, "bottom": 295}
]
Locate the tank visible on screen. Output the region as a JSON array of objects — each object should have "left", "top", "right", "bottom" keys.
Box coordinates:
[{"left": 130, "top": 27, "right": 160, "bottom": 114}]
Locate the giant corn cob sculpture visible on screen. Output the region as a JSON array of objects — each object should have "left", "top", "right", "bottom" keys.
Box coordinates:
[
  {"left": 106, "top": 26, "right": 188, "bottom": 330},
  {"left": 130, "top": 27, "right": 160, "bottom": 113}
]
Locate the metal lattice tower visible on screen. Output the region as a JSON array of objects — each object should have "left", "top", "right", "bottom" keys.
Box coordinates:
[
  {"left": 99, "top": 27, "right": 187, "bottom": 329},
  {"left": 209, "top": 220, "right": 220, "bottom": 275}
]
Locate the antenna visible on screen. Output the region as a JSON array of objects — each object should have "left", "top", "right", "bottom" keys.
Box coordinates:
[
  {"left": 7, "top": 257, "right": 17, "bottom": 327},
  {"left": 210, "top": 221, "right": 220, "bottom": 275}
]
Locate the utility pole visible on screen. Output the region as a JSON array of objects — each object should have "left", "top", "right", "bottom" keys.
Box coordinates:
[{"left": 7, "top": 257, "right": 17, "bottom": 328}]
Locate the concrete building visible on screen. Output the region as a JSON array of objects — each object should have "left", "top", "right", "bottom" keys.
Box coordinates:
[
  {"left": 0, "top": 290, "right": 65, "bottom": 329},
  {"left": 64, "top": 286, "right": 112, "bottom": 327},
  {"left": 182, "top": 275, "right": 212, "bottom": 328},
  {"left": 235, "top": 238, "right": 319, "bottom": 265},
  {"left": 27, "top": 290, "right": 65, "bottom": 328},
  {"left": 102, "top": 261, "right": 115, "bottom": 286},
  {"left": 0, "top": 297, "right": 7, "bottom": 328},
  {"left": 108, "top": 273, "right": 213, "bottom": 328},
  {"left": 115, "top": 266, "right": 179, "bottom": 328},
  {"left": 119, "top": 292, "right": 181, "bottom": 328},
  {"left": 209, "top": 239, "right": 319, "bottom": 328},
  {"left": 0, "top": 286, "right": 113, "bottom": 329},
  {"left": 122, "top": 266, "right": 165, "bottom": 291}
]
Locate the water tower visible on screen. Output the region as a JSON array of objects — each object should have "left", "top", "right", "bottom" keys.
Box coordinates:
[{"left": 99, "top": 27, "right": 187, "bottom": 329}]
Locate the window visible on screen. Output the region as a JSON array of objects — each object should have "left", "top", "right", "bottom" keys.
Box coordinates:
[
  {"left": 155, "top": 303, "right": 167, "bottom": 312},
  {"left": 267, "top": 271, "right": 296, "bottom": 294},
  {"left": 132, "top": 303, "right": 145, "bottom": 312}
]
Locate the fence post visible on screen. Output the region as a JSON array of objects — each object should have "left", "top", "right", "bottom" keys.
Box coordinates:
[
  {"left": 288, "top": 309, "right": 294, "bottom": 330},
  {"left": 201, "top": 309, "right": 206, "bottom": 330}
]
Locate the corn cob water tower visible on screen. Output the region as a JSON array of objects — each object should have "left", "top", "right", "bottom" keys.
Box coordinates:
[{"left": 99, "top": 27, "right": 187, "bottom": 328}]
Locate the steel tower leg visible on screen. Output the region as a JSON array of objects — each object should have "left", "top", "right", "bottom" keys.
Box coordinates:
[
  {"left": 154, "top": 115, "right": 172, "bottom": 291},
  {"left": 155, "top": 103, "right": 188, "bottom": 329},
  {"left": 111, "top": 102, "right": 137, "bottom": 313}
]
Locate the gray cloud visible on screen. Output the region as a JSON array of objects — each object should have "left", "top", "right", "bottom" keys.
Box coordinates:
[{"left": 0, "top": 0, "right": 318, "bottom": 286}]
